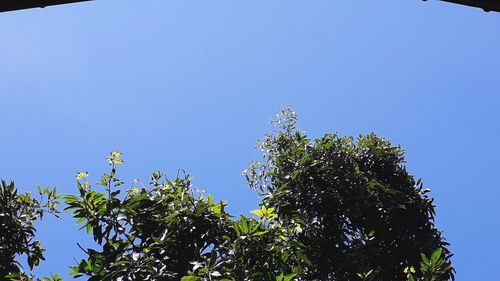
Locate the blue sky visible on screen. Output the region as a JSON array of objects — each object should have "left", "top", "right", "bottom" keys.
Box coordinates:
[{"left": 0, "top": 0, "right": 499, "bottom": 279}]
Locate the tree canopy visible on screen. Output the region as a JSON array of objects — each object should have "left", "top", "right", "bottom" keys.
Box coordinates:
[
  {"left": 0, "top": 181, "right": 61, "bottom": 281},
  {"left": 1, "top": 108, "right": 453, "bottom": 281}
]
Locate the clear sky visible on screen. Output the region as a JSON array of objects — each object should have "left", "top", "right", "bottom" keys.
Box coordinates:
[{"left": 0, "top": 0, "right": 499, "bottom": 279}]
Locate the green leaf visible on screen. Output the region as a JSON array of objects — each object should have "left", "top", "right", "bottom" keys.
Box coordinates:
[
  {"left": 284, "top": 273, "right": 296, "bottom": 281},
  {"left": 297, "top": 252, "right": 312, "bottom": 266},
  {"left": 85, "top": 223, "right": 93, "bottom": 234},
  {"left": 250, "top": 209, "right": 264, "bottom": 217},
  {"left": 240, "top": 215, "right": 249, "bottom": 234},
  {"left": 421, "top": 253, "right": 430, "bottom": 265},
  {"left": 252, "top": 230, "right": 268, "bottom": 237},
  {"left": 213, "top": 202, "right": 222, "bottom": 216},
  {"left": 431, "top": 248, "right": 443, "bottom": 264},
  {"left": 181, "top": 276, "right": 200, "bottom": 281}
]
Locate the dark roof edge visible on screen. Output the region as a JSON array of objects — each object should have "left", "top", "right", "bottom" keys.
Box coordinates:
[
  {"left": 439, "top": 0, "right": 500, "bottom": 12},
  {"left": 0, "top": 0, "right": 91, "bottom": 13}
]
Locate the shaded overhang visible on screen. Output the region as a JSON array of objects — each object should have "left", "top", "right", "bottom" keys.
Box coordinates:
[
  {"left": 0, "top": 0, "right": 498, "bottom": 13},
  {"left": 0, "top": 0, "right": 91, "bottom": 13},
  {"left": 440, "top": 0, "right": 500, "bottom": 12}
]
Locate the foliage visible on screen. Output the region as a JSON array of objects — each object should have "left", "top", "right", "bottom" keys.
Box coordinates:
[
  {"left": 0, "top": 180, "right": 60, "bottom": 281},
  {"left": 405, "top": 248, "right": 453, "bottom": 281},
  {"left": 63, "top": 152, "right": 310, "bottom": 281},
  {"left": 244, "top": 106, "right": 454, "bottom": 280},
  {"left": 1, "top": 108, "right": 454, "bottom": 281},
  {"left": 64, "top": 152, "right": 236, "bottom": 280},
  {"left": 224, "top": 205, "right": 309, "bottom": 280}
]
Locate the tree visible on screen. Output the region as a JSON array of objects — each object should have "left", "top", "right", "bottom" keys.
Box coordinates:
[
  {"left": 0, "top": 180, "right": 61, "bottom": 281},
  {"left": 1, "top": 108, "right": 453, "bottom": 280},
  {"left": 63, "top": 152, "right": 309, "bottom": 280},
  {"left": 64, "top": 153, "right": 234, "bottom": 280},
  {"left": 245, "top": 107, "right": 453, "bottom": 280}
]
